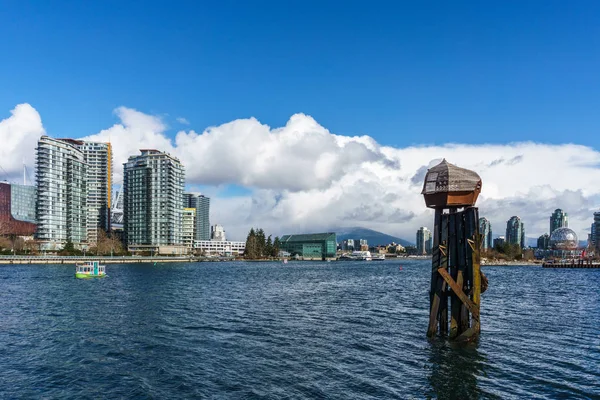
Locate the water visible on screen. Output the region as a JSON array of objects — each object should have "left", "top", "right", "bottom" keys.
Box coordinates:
[{"left": 0, "top": 260, "right": 598, "bottom": 399}]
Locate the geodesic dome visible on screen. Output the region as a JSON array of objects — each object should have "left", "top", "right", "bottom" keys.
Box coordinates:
[{"left": 549, "top": 227, "right": 578, "bottom": 250}]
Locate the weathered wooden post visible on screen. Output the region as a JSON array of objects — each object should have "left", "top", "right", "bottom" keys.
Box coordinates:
[{"left": 422, "top": 160, "right": 485, "bottom": 341}]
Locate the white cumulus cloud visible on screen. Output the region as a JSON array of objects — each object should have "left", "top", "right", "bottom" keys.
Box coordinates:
[
  {"left": 0, "top": 104, "right": 45, "bottom": 183},
  {"left": 1, "top": 103, "right": 599, "bottom": 242}
]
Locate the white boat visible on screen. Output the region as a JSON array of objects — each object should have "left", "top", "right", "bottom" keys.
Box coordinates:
[
  {"left": 372, "top": 254, "right": 385, "bottom": 261},
  {"left": 340, "top": 251, "right": 372, "bottom": 261}
]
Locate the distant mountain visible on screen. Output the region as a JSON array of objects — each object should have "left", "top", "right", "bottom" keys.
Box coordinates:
[{"left": 334, "top": 227, "right": 413, "bottom": 247}]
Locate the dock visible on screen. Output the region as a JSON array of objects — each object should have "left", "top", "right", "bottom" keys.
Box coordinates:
[{"left": 542, "top": 260, "right": 600, "bottom": 268}]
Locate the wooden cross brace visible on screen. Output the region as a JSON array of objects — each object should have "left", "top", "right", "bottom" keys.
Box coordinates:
[{"left": 437, "top": 267, "right": 479, "bottom": 321}]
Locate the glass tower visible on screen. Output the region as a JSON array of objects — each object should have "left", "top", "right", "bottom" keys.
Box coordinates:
[
  {"left": 505, "top": 216, "right": 525, "bottom": 248},
  {"left": 593, "top": 212, "right": 600, "bottom": 250},
  {"left": 36, "top": 136, "right": 88, "bottom": 250},
  {"left": 416, "top": 227, "right": 432, "bottom": 255},
  {"left": 123, "top": 150, "right": 185, "bottom": 247},
  {"left": 184, "top": 193, "right": 210, "bottom": 240},
  {"left": 550, "top": 209, "right": 568, "bottom": 235},
  {"left": 478, "top": 217, "right": 493, "bottom": 250}
]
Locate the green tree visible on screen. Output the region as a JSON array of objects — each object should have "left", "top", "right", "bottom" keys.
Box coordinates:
[
  {"left": 244, "top": 228, "right": 258, "bottom": 259},
  {"left": 493, "top": 242, "right": 522, "bottom": 260},
  {"left": 256, "top": 228, "right": 266, "bottom": 258},
  {"left": 265, "top": 235, "right": 273, "bottom": 259},
  {"left": 273, "top": 236, "right": 281, "bottom": 257},
  {"left": 58, "top": 240, "right": 83, "bottom": 256},
  {"left": 404, "top": 246, "right": 418, "bottom": 256}
]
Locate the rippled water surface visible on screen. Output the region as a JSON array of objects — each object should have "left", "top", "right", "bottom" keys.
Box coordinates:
[{"left": 0, "top": 260, "right": 598, "bottom": 399}]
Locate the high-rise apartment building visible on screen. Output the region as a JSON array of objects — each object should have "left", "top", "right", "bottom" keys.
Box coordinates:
[
  {"left": 36, "top": 136, "right": 88, "bottom": 250},
  {"left": 416, "top": 227, "right": 432, "bottom": 255},
  {"left": 184, "top": 193, "right": 210, "bottom": 240},
  {"left": 506, "top": 216, "right": 525, "bottom": 248},
  {"left": 478, "top": 217, "right": 493, "bottom": 251},
  {"left": 550, "top": 209, "right": 568, "bottom": 235},
  {"left": 123, "top": 150, "right": 185, "bottom": 249},
  {"left": 182, "top": 208, "right": 196, "bottom": 249},
  {"left": 61, "top": 140, "right": 112, "bottom": 244}
]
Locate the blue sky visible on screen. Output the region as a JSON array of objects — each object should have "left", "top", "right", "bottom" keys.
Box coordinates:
[
  {"left": 2, "top": 1, "right": 600, "bottom": 240},
  {"left": 2, "top": 1, "right": 600, "bottom": 148}
]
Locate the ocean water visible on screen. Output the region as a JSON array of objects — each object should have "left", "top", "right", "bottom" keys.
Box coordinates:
[{"left": 0, "top": 260, "right": 598, "bottom": 399}]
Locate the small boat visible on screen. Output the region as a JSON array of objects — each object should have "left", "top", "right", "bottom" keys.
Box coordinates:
[
  {"left": 372, "top": 254, "right": 385, "bottom": 261},
  {"left": 340, "top": 251, "right": 372, "bottom": 261},
  {"left": 75, "top": 261, "right": 106, "bottom": 279},
  {"left": 283, "top": 259, "right": 288, "bottom": 264}
]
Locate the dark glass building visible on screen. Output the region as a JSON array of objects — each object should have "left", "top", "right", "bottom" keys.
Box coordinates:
[
  {"left": 184, "top": 193, "right": 211, "bottom": 241},
  {"left": 506, "top": 216, "right": 525, "bottom": 248},
  {"left": 537, "top": 233, "right": 550, "bottom": 250},
  {"left": 550, "top": 209, "right": 568, "bottom": 235},
  {"left": 280, "top": 232, "right": 337, "bottom": 260}
]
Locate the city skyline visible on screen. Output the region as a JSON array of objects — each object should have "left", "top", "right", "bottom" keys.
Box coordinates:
[
  {"left": 2, "top": 132, "right": 597, "bottom": 245},
  {"left": 2, "top": 110, "right": 599, "bottom": 242}
]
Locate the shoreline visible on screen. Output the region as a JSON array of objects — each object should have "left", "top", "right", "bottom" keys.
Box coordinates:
[
  {"left": 482, "top": 260, "right": 541, "bottom": 266},
  {"left": 0, "top": 256, "right": 542, "bottom": 266}
]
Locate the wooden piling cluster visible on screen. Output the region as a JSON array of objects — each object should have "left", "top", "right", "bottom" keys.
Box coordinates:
[
  {"left": 427, "top": 207, "right": 482, "bottom": 341},
  {"left": 421, "top": 159, "right": 484, "bottom": 342}
]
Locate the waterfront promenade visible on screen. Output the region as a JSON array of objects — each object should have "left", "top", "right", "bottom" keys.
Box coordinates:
[
  {"left": 0, "top": 255, "right": 432, "bottom": 264},
  {"left": 0, "top": 255, "right": 235, "bottom": 264}
]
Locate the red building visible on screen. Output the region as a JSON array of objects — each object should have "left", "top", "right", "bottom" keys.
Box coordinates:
[{"left": 0, "top": 182, "right": 36, "bottom": 236}]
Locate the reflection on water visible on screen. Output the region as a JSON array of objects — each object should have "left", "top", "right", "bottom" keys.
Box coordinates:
[{"left": 426, "top": 340, "right": 497, "bottom": 400}]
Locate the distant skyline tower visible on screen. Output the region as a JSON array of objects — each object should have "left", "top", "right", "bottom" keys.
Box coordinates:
[
  {"left": 550, "top": 209, "right": 568, "bottom": 235},
  {"left": 211, "top": 224, "right": 226, "bottom": 241},
  {"left": 123, "top": 149, "right": 185, "bottom": 249},
  {"left": 506, "top": 216, "right": 525, "bottom": 248},
  {"left": 184, "top": 193, "right": 210, "bottom": 240},
  {"left": 478, "top": 217, "right": 493, "bottom": 251},
  {"left": 35, "top": 136, "right": 88, "bottom": 250},
  {"left": 593, "top": 212, "right": 600, "bottom": 250},
  {"left": 416, "top": 227, "right": 432, "bottom": 255},
  {"left": 537, "top": 233, "right": 550, "bottom": 250}
]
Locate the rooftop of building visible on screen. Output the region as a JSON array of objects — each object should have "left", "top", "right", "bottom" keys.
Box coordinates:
[
  {"left": 125, "top": 149, "right": 183, "bottom": 164},
  {"left": 280, "top": 232, "right": 336, "bottom": 242}
]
